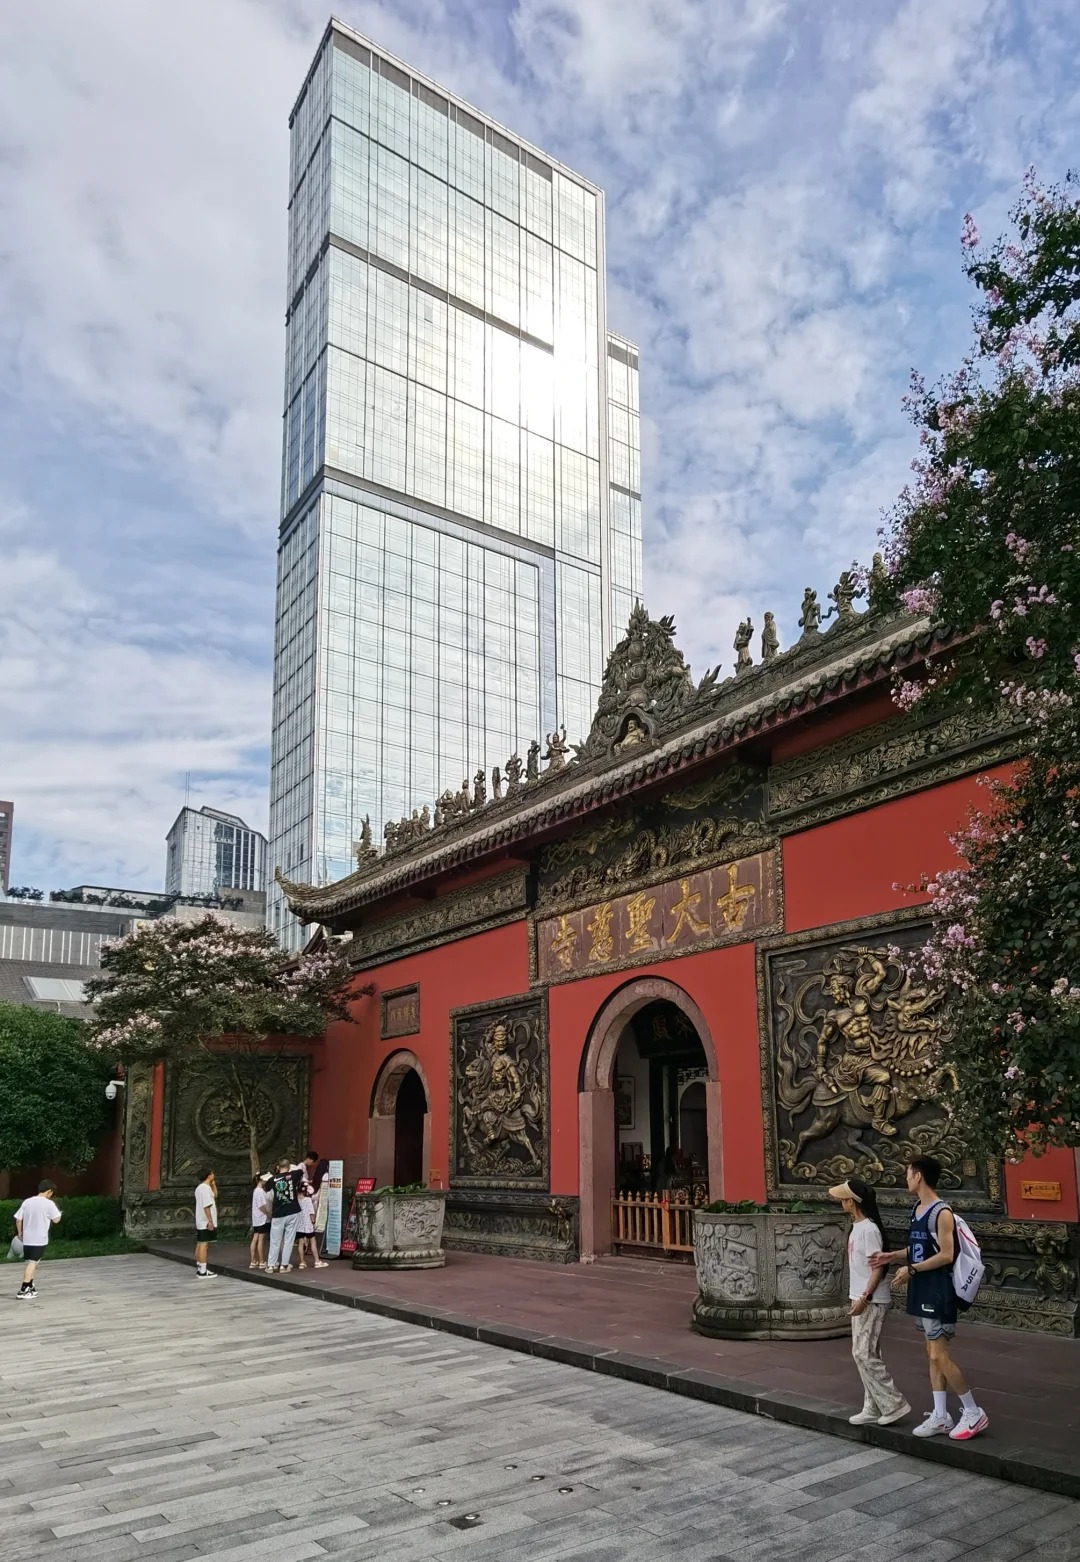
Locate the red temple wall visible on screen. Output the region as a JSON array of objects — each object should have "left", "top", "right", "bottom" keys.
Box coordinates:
[
  {"left": 308, "top": 920, "right": 529, "bottom": 1184},
  {"left": 545, "top": 941, "right": 765, "bottom": 1201},
  {"left": 309, "top": 760, "right": 1077, "bottom": 1223}
]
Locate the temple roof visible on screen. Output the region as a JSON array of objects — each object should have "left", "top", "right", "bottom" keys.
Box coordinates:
[{"left": 277, "top": 600, "right": 945, "bottom": 925}]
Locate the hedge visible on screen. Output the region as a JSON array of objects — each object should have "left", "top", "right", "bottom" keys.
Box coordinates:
[{"left": 1, "top": 1194, "right": 122, "bottom": 1241}]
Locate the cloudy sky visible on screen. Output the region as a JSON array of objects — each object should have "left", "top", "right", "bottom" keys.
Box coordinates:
[{"left": 1, "top": 0, "right": 1076, "bottom": 892}]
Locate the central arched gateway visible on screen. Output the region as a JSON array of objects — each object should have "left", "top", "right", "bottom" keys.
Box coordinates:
[
  {"left": 578, "top": 978, "right": 722, "bottom": 1258},
  {"left": 368, "top": 1051, "right": 432, "bottom": 1188}
]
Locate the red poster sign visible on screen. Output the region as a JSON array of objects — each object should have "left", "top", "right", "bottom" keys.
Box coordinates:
[{"left": 339, "top": 1178, "right": 376, "bottom": 1256}]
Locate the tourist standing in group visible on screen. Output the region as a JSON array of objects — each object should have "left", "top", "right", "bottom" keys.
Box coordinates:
[
  {"left": 194, "top": 1168, "right": 218, "bottom": 1278},
  {"left": 828, "top": 1178, "right": 910, "bottom": 1427},
  {"left": 870, "top": 1155, "right": 988, "bottom": 1440},
  {"left": 249, "top": 1174, "right": 272, "bottom": 1269},
  {"left": 301, "top": 1148, "right": 331, "bottom": 1266},
  {"left": 266, "top": 1158, "right": 303, "bottom": 1273},
  {"left": 296, "top": 1180, "right": 316, "bottom": 1268},
  {"left": 14, "top": 1180, "right": 62, "bottom": 1300}
]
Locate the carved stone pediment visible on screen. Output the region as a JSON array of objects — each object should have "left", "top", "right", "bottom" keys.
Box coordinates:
[
  {"left": 536, "top": 765, "right": 767, "bottom": 913},
  {"left": 575, "top": 604, "right": 722, "bottom": 763}
]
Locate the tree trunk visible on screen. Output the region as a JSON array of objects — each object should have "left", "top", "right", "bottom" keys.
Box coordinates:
[{"left": 246, "top": 1114, "right": 261, "bottom": 1180}]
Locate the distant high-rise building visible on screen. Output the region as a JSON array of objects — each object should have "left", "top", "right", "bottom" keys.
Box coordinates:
[
  {"left": 0, "top": 799, "right": 11, "bottom": 892},
  {"left": 268, "top": 19, "right": 643, "bottom": 945},
  {"left": 165, "top": 807, "right": 267, "bottom": 899}
]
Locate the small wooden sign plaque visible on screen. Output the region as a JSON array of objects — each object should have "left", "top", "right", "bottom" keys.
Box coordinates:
[
  {"left": 381, "top": 984, "right": 420, "bottom": 1039},
  {"left": 1019, "top": 1179, "right": 1062, "bottom": 1201}
]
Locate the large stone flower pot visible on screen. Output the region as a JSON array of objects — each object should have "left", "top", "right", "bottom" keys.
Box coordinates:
[
  {"left": 351, "top": 1191, "right": 446, "bottom": 1270},
  {"left": 692, "top": 1209, "right": 849, "bottom": 1339}
]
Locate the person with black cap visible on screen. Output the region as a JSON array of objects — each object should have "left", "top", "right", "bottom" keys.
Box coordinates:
[{"left": 829, "top": 1177, "right": 910, "bottom": 1427}]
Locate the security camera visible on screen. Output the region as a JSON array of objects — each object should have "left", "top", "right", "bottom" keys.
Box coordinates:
[{"left": 105, "top": 1080, "right": 125, "bottom": 1102}]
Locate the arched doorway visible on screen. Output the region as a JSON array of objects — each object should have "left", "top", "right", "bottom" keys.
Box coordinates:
[
  {"left": 579, "top": 978, "right": 721, "bottom": 1258},
  {"left": 368, "top": 1051, "right": 431, "bottom": 1189},
  {"left": 393, "top": 1068, "right": 426, "bottom": 1186}
]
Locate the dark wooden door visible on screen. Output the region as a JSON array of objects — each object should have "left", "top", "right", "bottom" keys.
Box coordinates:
[{"left": 394, "top": 1069, "right": 426, "bottom": 1186}]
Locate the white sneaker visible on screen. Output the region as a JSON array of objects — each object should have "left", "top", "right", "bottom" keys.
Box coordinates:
[
  {"left": 16, "top": 1288, "right": 35, "bottom": 1301},
  {"left": 196, "top": 1268, "right": 218, "bottom": 1278},
  {"left": 848, "top": 1408, "right": 878, "bottom": 1425},
  {"left": 878, "top": 1400, "right": 912, "bottom": 1427},
  {"left": 949, "top": 1407, "right": 989, "bottom": 1441},
  {"left": 912, "top": 1410, "right": 954, "bottom": 1437}
]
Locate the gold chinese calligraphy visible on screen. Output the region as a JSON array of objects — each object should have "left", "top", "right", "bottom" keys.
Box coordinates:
[{"left": 535, "top": 849, "right": 780, "bottom": 984}]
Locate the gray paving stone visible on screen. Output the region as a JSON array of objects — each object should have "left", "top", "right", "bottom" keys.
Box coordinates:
[{"left": 2, "top": 1254, "right": 1077, "bottom": 1562}]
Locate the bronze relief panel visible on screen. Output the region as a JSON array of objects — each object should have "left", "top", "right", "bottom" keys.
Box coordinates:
[
  {"left": 450, "top": 993, "right": 549, "bottom": 1191},
  {"left": 160, "top": 1054, "right": 310, "bottom": 1188},
  {"left": 758, "top": 914, "right": 1001, "bottom": 1209}
]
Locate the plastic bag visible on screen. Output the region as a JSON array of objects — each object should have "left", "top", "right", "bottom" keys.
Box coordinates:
[{"left": 7, "top": 1236, "right": 24, "bottom": 1261}]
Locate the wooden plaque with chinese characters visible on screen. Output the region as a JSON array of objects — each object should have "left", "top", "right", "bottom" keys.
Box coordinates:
[
  {"left": 535, "top": 848, "right": 781, "bottom": 984},
  {"left": 381, "top": 985, "right": 420, "bottom": 1040}
]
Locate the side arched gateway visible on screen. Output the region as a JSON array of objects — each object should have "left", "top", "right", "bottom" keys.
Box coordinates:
[
  {"left": 578, "top": 978, "right": 722, "bottom": 1258},
  {"left": 368, "top": 1051, "right": 431, "bottom": 1188}
]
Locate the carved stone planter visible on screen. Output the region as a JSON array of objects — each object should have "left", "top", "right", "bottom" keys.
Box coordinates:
[
  {"left": 692, "top": 1209, "right": 849, "bottom": 1339},
  {"left": 351, "top": 1191, "right": 446, "bottom": 1270}
]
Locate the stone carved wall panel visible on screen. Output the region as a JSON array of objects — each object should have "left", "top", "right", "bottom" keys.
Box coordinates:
[
  {"left": 766, "top": 708, "right": 1026, "bottom": 833},
  {"left": 350, "top": 870, "right": 528, "bottom": 971},
  {"left": 758, "top": 915, "right": 1001, "bottom": 1209},
  {"left": 536, "top": 767, "right": 769, "bottom": 915},
  {"left": 122, "top": 1064, "right": 154, "bottom": 1201},
  {"left": 773, "top": 1222, "right": 846, "bottom": 1303},
  {"left": 450, "top": 993, "right": 549, "bottom": 1190},
  {"left": 160, "top": 1054, "right": 309, "bottom": 1190},
  {"left": 693, "top": 1220, "right": 760, "bottom": 1302}
]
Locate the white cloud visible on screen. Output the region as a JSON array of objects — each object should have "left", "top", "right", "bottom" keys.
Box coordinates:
[{"left": 2, "top": 0, "right": 1079, "bottom": 885}]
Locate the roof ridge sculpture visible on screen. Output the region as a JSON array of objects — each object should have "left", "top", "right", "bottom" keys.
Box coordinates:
[{"left": 276, "top": 574, "right": 939, "bottom": 923}]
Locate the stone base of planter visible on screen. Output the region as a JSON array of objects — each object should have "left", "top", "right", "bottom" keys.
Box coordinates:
[
  {"left": 692, "top": 1294, "right": 850, "bottom": 1340},
  {"left": 351, "top": 1248, "right": 446, "bottom": 1270},
  {"left": 348, "top": 1191, "right": 447, "bottom": 1272}
]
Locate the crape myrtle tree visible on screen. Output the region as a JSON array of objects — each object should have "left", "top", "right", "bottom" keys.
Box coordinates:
[
  {"left": 85, "top": 916, "right": 356, "bottom": 1176},
  {"left": 0, "top": 1002, "right": 113, "bottom": 1172},
  {"left": 879, "top": 169, "right": 1080, "bottom": 1162}
]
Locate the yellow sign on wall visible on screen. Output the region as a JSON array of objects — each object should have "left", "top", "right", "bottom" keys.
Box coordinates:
[{"left": 1019, "top": 1180, "right": 1062, "bottom": 1201}]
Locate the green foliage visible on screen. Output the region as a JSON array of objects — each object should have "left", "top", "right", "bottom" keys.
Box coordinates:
[
  {"left": 882, "top": 171, "right": 1080, "bottom": 1158},
  {"left": 1, "top": 1195, "right": 122, "bottom": 1240},
  {"left": 0, "top": 1004, "right": 113, "bottom": 1172},
  {"left": 1, "top": 1236, "right": 144, "bottom": 1262},
  {"left": 361, "top": 1183, "right": 430, "bottom": 1197}
]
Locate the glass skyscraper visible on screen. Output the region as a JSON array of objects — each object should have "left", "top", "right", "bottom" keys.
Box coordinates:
[{"left": 269, "top": 20, "right": 642, "bottom": 945}]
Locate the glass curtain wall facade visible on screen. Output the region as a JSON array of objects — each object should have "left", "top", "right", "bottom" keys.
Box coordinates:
[
  {"left": 269, "top": 22, "right": 642, "bottom": 945},
  {"left": 165, "top": 807, "right": 268, "bottom": 898}
]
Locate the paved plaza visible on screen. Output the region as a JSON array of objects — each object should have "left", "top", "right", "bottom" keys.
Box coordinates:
[{"left": 1, "top": 1257, "right": 1078, "bottom": 1562}]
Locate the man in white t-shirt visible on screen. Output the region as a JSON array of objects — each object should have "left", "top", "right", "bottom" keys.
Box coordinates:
[
  {"left": 14, "top": 1180, "right": 62, "bottom": 1300},
  {"left": 194, "top": 1168, "right": 218, "bottom": 1278}
]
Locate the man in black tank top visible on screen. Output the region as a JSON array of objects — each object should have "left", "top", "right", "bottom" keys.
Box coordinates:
[{"left": 870, "top": 1155, "right": 988, "bottom": 1441}]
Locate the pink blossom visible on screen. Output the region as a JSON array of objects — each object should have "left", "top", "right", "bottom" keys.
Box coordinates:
[
  {"left": 900, "top": 585, "right": 939, "bottom": 616},
  {"left": 960, "top": 213, "right": 980, "bottom": 250}
]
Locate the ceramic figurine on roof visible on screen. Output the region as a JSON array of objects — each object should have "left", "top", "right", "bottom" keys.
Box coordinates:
[
  {"left": 354, "top": 816, "right": 377, "bottom": 865},
  {"left": 761, "top": 612, "right": 780, "bottom": 663},
  {"left": 827, "top": 571, "right": 863, "bottom": 626},
  {"left": 734, "top": 617, "right": 754, "bottom": 673},
  {"left": 798, "top": 588, "right": 822, "bottom": 640},
  {"left": 575, "top": 603, "right": 721, "bottom": 763}
]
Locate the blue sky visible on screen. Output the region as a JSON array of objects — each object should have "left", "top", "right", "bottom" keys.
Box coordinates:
[{"left": 2, "top": 0, "right": 1077, "bottom": 892}]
